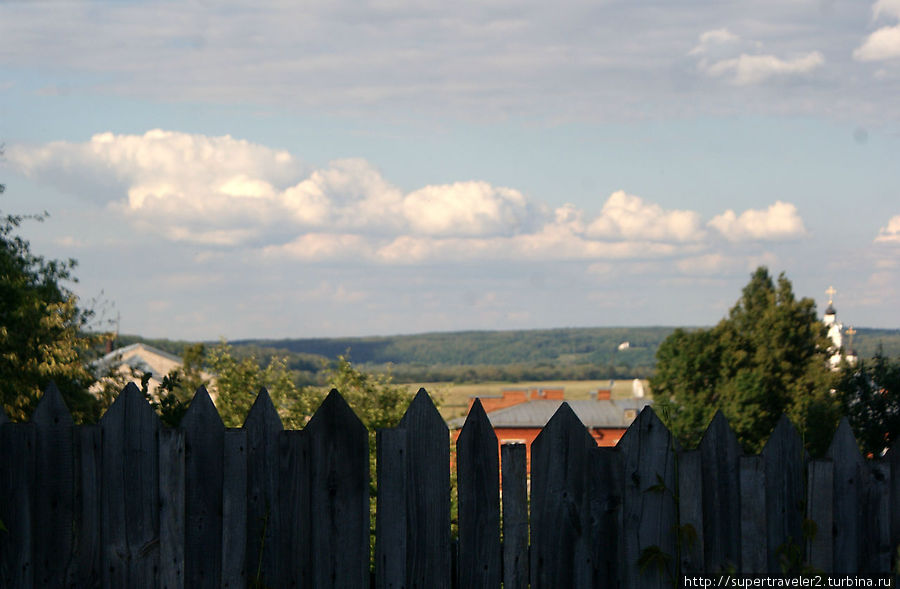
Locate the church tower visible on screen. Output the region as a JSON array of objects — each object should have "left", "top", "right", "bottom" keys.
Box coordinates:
[{"left": 823, "top": 286, "right": 854, "bottom": 370}]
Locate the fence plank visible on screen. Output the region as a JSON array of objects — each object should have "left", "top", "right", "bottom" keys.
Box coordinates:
[
  {"left": 399, "top": 388, "right": 450, "bottom": 588},
  {"left": 591, "top": 446, "right": 623, "bottom": 589},
  {"left": 181, "top": 386, "right": 224, "bottom": 588},
  {"left": 806, "top": 459, "right": 833, "bottom": 574},
  {"left": 71, "top": 425, "right": 102, "bottom": 587},
  {"left": 761, "top": 414, "right": 806, "bottom": 576},
  {"left": 159, "top": 426, "right": 185, "bottom": 589},
  {"left": 0, "top": 423, "right": 36, "bottom": 589},
  {"left": 826, "top": 418, "right": 862, "bottom": 574},
  {"left": 501, "top": 443, "right": 528, "bottom": 589},
  {"left": 619, "top": 407, "right": 677, "bottom": 589},
  {"left": 887, "top": 440, "right": 900, "bottom": 562},
  {"left": 698, "top": 411, "right": 742, "bottom": 573},
  {"left": 243, "top": 387, "right": 284, "bottom": 588},
  {"left": 31, "top": 383, "right": 75, "bottom": 588},
  {"left": 531, "top": 402, "right": 601, "bottom": 589},
  {"left": 739, "top": 455, "right": 766, "bottom": 574},
  {"left": 222, "top": 428, "right": 248, "bottom": 588},
  {"left": 100, "top": 383, "right": 161, "bottom": 589},
  {"left": 678, "top": 449, "right": 704, "bottom": 576},
  {"left": 277, "top": 429, "right": 309, "bottom": 589},
  {"left": 376, "top": 428, "right": 407, "bottom": 589},
  {"left": 307, "top": 389, "right": 370, "bottom": 588},
  {"left": 457, "top": 399, "right": 500, "bottom": 589},
  {"left": 861, "top": 462, "right": 891, "bottom": 573}
]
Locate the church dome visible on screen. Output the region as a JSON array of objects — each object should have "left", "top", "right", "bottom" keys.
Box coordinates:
[{"left": 825, "top": 303, "right": 836, "bottom": 315}]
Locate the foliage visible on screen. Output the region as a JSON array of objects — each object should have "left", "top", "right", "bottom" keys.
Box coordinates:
[
  {"left": 0, "top": 185, "right": 104, "bottom": 422},
  {"left": 206, "top": 340, "right": 318, "bottom": 428},
  {"left": 652, "top": 268, "right": 840, "bottom": 454},
  {"left": 836, "top": 351, "right": 900, "bottom": 457}
]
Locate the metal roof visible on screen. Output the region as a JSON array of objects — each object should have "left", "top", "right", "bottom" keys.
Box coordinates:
[
  {"left": 450, "top": 398, "right": 653, "bottom": 429},
  {"left": 92, "top": 343, "right": 184, "bottom": 376}
]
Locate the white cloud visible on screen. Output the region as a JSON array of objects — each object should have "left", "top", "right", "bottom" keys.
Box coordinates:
[
  {"left": 691, "top": 30, "right": 824, "bottom": 85},
  {"left": 689, "top": 28, "right": 741, "bottom": 57},
  {"left": 854, "top": 26, "right": 900, "bottom": 61},
  {"left": 875, "top": 215, "right": 900, "bottom": 243},
  {"left": 403, "top": 182, "right": 533, "bottom": 237},
  {"left": 854, "top": 0, "right": 900, "bottom": 61},
  {"left": 705, "top": 52, "right": 824, "bottom": 85},
  {"left": 585, "top": 191, "right": 705, "bottom": 242},
  {"left": 9, "top": 130, "right": 808, "bottom": 266},
  {"left": 708, "top": 201, "right": 807, "bottom": 241}
]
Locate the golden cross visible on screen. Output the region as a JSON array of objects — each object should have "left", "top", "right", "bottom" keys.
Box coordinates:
[
  {"left": 846, "top": 326, "right": 856, "bottom": 348},
  {"left": 826, "top": 286, "right": 836, "bottom": 305}
]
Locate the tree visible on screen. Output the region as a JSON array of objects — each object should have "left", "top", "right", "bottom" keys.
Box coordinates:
[
  {"left": 0, "top": 185, "right": 103, "bottom": 422},
  {"left": 206, "top": 340, "right": 318, "bottom": 428},
  {"left": 837, "top": 351, "right": 900, "bottom": 457},
  {"left": 652, "top": 267, "right": 840, "bottom": 454}
]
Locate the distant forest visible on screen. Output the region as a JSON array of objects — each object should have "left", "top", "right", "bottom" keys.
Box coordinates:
[{"left": 116, "top": 326, "right": 900, "bottom": 384}]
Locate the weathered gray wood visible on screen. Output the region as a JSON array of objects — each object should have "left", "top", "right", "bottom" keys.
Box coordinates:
[
  {"left": 826, "top": 418, "right": 862, "bottom": 574},
  {"left": 698, "top": 411, "right": 742, "bottom": 573},
  {"left": 0, "top": 423, "right": 36, "bottom": 589},
  {"left": 222, "top": 428, "right": 248, "bottom": 588},
  {"left": 678, "top": 449, "right": 704, "bottom": 576},
  {"left": 100, "top": 383, "right": 161, "bottom": 589},
  {"left": 530, "top": 402, "right": 600, "bottom": 589},
  {"left": 159, "top": 426, "right": 185, "bottom": 589},
  {"left": 243, "top": 387, "right": 283, "bottom": 588},
  {"left": 181, "top": 386, "right": 224, "bottom": 588},
  {"left": 398, "top": 388, "right": 451, "bottom": 588},
  {"left": 806, "top": 459, "right": 833, "bottom": 574},
  {"left": 501, "top": 443, "right": 528, "bottom": 589},
  {"left": 739, "top": 455, "right": 766, "bottom": 574},
  {"left": 761, "top": 414, "right": 806, "bottom": 575},
  {"left": 886, "top": 439, "right": 900, "bottom": 563},
  {"left": 861, "top": 462, "right": 891, "bottom": 573},
  {"left": 456, "top": 399, "right": 500, "bottom": 589},
  {"left": 31, "top": 382, "right": 75, "bottom": 588},
  {"left": 71, "top": 425, "right": 102, "bottom": 587},
  {"left": 306, "top": 389, "right": 370, "bottom": 588},
  {"left": 277, "top": 429, "right": 309, "bottom": 589},
  {"left": 590, "top": 446, "right": 624, "bottom": 589},
  {"left": 618, "top": 407, "right": 677, "bottom": 589},
  {"left": 376, "top": 428, "right": 407, "bottom": 589}
]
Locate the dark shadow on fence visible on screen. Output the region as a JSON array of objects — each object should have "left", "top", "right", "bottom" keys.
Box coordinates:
[{"left": 1, "top": 383, "right": 897, "bottom": 588}]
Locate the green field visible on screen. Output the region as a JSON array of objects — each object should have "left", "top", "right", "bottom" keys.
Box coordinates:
[{"left": 409, "top": 379, "right": 650, "bottom": 420}]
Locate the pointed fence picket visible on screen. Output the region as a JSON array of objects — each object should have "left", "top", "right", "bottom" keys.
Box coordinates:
[
  {"left": 3, "top": 383, "right": 900, "bottom": 588},
  {"left": 456, "top": 399, "right": 500, "bottom": 589}
]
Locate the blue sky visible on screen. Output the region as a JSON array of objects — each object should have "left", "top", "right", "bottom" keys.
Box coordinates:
[{"left": 2, "top": 0, "right": 899, "bottom": 339}]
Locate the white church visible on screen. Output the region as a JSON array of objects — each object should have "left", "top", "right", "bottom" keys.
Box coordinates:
[{"left": 823, "top": 286, "right": 858, "bottom": 370}]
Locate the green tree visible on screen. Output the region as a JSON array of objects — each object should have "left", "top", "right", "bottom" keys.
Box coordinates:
[
  {"left": 1, "top": 185, "right": 103, "bottom": 422},
  {"left": 206, "top": 340, "right": 319, "bottom": 428},
  {"left": 837, "top": 351, "right": 900, "bottom": 457},
  {"left": 652, "top": 267, "right": 840, "bottom": 454}
]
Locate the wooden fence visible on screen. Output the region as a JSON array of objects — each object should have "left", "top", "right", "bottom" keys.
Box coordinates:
[{"left": 0, "top": 383, "right": 897, "bottom": 588}]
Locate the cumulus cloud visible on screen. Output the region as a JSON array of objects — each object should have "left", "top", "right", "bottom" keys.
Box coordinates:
[
  {"left": 691, "top": 29, "right": 824, "bottom": 85},
  {"left": 585, "top": 191, "right": 704, "bottom": 242},
  {"left": 854, "top": 0, "right": 900, "bottom": 61},
  {"left": 708, "top": 201, "right": 806, "bottom": 241},
  {"left": 8, "top": 130, "right": 808, "bottom": 265},
  {"left": 875, "top": 215, "right": 900, "bottom": 243}
]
